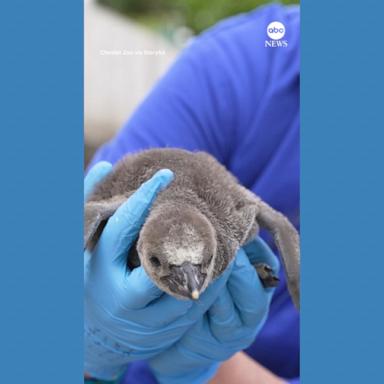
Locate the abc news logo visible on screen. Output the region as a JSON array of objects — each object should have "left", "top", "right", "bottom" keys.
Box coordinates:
[{"left": 265, "top": 21, "right": 288, "bottom": 48}]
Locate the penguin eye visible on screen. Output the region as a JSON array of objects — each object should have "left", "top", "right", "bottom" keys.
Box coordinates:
[
  {"left": 203, "top": 255, "right": 213, "bottom": 267},
  {"left": 150, "top": 256, "right": 161, "bottom": 268}
]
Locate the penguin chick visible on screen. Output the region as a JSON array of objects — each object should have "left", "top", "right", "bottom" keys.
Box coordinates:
[{"left": 85, "top": 148, "right": 300, "bottom": 309}]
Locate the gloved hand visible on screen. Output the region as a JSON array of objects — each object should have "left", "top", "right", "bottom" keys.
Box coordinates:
[
  {"left": 84, "top": 162, "right": 235, "bottom": 381},
  {"left": 149, "top": 237, "right": 279, "bottom": 384}
]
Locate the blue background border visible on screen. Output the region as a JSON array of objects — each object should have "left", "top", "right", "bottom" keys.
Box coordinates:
[
  {"left": 301, "top": 0, "right": 384, "bottom": 382},
  {"left": 0, "top": 1, "right": 83, "bottom": 382},
  {"left": 1, "top": 0, "right": 384, "bottom": 383}
]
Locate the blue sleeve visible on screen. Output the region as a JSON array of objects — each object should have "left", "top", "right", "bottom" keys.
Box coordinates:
[{"left": 89, "top": 4, "right": 300, "bottom": 384}]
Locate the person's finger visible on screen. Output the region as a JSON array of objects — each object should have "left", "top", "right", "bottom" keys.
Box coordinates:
[
  {"left": 101, "top": 169, "right": 174, "bottom": 264},
  {"left": 143, "top": 294, "right": 194, "bottom": 326},
  {"left": 227, "top": 248, "right": 270, "bottom": 327},
  {"left": 208, "top": 287, "right": 241, "bottom": 337},
  {"left": 184, "top": 260, "right": 235, "bottom": 322},
  {"left": 243, "top": 236, "right": 280, "bottom": 274},
  {"left": 138, "top": 262, "right": 235, "bottom": 326},
  {"left": 84, "top": 161, "right": 113, "bottom": 201},
  {"left": 122, "top": 266, "right": 163, "bottom": 309}
]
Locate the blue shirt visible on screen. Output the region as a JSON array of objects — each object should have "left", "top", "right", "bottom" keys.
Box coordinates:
[{"left": 91, "top": 4, "right": 300, "bottom": 383}]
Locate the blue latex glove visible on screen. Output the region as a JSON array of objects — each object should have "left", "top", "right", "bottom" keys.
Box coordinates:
[
  {"left": 149, "top": 237, "right": 279, "bottom": 384},
  {"left": 84, "top": 162, "right": 235, "bottom": 381}
]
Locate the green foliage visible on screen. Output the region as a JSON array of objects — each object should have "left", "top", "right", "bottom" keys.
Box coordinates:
[{"left": 97, "top": 0, "right": 299, "bottom": 33}]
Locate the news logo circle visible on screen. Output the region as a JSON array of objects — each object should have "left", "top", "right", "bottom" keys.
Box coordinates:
[{"left": 267, "top": 21, "right": 285, "bottom": 40}]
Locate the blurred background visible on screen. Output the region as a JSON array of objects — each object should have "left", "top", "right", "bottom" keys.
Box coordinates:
[{"left": 85, "top": 0, "right": 299, "bottom": 165}]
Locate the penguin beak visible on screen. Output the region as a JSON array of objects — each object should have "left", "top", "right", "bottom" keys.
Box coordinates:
[{"left": 168, "top": 262, "right": 205, "bottom": 300}]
